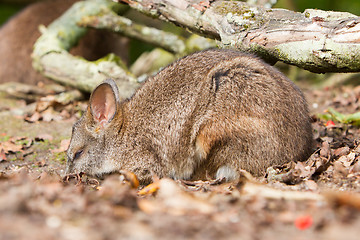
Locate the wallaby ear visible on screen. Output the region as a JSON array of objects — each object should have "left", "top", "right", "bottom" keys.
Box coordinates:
[{"left": 89, "top": 79, "right": 120, "bottom": 127}]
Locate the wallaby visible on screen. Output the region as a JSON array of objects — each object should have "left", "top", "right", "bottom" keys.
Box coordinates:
[
  {"left": 0, "top": 0, "right": 128, "bottom": 84},
  {"left": 66, "top": 49, "right": 313, "bottom": 183}
]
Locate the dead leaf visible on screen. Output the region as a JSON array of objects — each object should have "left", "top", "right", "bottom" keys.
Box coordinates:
[
  {"left": 52, "top": 139, "right": 70, "bottom": 153},
  {"left": 35, "top": 133, "right": 54, "bottom": 141},
  {"left": 120, "top": 170, "right": 140, "bottom": 189},
  {"left": 338, "top": 154, "right": 354, "bottom": 168},
  {"left": 35, "top": 159, "right": 46, "bottom": 167},
  {"left": 334, "top": 146, "right": 350, "bottom": 157},
  {"left": 0, "top": 149, "right": 7, "bottom": 162},
  {"left": 36, "top": 97, "right": 54, "bottom": 112},
  {"left": 320, "top": 141, "right": 332, "bottom": 158},
  {"left": 333, "top": 161, "right": 349, "bottom": 178},
  {"left": 304, "top": 180, "right": 318, "bottom": 191},
  {"left": 138, "top": 180, "right": 160, "bottom": 196},
  {"left": 25, "top": 111, "right": 41, "bottom": 123},
  {"left": 138, "top": 179, "right": 214, "bottom": 215},
  {"left": 294, "top": 161, "right": 314, "bottom": 178},
  {"left": 349, "top": 160, "right": 360, "bottom": 173},
  {"left": 59, "top": 109, "right": 71, "bottom": 119},
  {"left": 0, "top": 139, "right": 23, "bottom": 154},
  {"left": 42, "top": 107, "right": 62, "bottom": 122},
  {"left": 325, "top": 191, "right": 360, "bottom": 210},
  {"left": 62, "top": 172, "right": 84, "bottom": 185},
  {"left": 314, "top": 156, "right": 331, "bottom": 173}
]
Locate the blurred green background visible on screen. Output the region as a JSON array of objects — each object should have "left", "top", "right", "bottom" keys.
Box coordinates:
[
  {"left": 276, "top": 0, "right": 360, "bottom": 15},
  {"left": 0, "top": 3, "right": 24, "bottom": 25},
  {"left": 275, "top": 0, "right": 360, "bottom": 16}
]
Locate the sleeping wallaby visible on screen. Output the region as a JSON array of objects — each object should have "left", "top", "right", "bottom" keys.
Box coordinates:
[{"left": 66, "top": 49, "right": 313, "bottom": 183}]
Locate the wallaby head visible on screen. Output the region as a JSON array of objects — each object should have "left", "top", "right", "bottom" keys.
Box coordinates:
[
  {"left": 66, "top": 49, "right": 313, "bottom": 183},
  {"left": 66, "top": 79, "right": 124, "bottom": 177}
]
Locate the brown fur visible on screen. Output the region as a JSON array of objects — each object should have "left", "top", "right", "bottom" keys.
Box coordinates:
[
  {"left": 66, "top": 49, "right": 313, "bottom": 183},
  {"left": 0, "top": 0, "right": 128, "bottom": 84}
]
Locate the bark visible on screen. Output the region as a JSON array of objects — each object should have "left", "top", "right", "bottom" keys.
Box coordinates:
[{"left": 116, "top": 0, "right": 360, "bottom": 73}]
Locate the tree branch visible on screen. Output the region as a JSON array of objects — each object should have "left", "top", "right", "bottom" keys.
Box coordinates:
[
  {"left": 32, "top": 0, "right": 139, "bottom": 97},
  {"left": 79, "top": 10, "right": 186, "bottom": 54},
  {"left": 116, "top": 0, "right": 360, "bottom": 73}
]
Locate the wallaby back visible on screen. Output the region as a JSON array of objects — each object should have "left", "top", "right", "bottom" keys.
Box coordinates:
[
  {"left": 66, "top": 49, "right": 313, "bottom": 183},
  {"left": 0, "top": 0, "right": 128, "bottom": 84}
]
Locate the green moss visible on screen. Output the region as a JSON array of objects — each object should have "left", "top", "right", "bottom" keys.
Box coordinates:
[
  {"left": 0, "top": 135, "right": 10, "bottom": 142},
  {"left": 215, "top": 1, "right": 252, "bottom": 16},
  {"left": 52, "top": 152, "right": 67, "bottom": 164},
  {"left": 94, "top": 53, "right": 128, "bottom": 70},
  {"left": 27, "top": 152, "right": 38, "bottom": 162},
  {"left": 15, "top": 138, "right": 30, "bottom": 146}
]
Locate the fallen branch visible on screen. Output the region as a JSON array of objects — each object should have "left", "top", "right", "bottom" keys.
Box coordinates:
[
  {"left": 241, "top": 182, "right": 325, "bottom": 201},
  {"left": 79, "top": 10, "right": 186, "bottom": 54},
  {"left": 32, "top": 0, "right": 140, "bottom": 97},
  {"left": 0, "top": 82, "right": 66, "bottom": 101},
  {"left": 117, "top": 0, "right": 360, "bottom": 73}
]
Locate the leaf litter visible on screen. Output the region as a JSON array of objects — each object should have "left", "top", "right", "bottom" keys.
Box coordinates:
[{"left": 0, "top": 84, "right": 360, "bottom": 239}]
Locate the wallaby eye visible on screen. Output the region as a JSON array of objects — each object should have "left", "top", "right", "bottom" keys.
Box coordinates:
[{"left": 74, "top": 149, "right": 83, "bottom": 160}]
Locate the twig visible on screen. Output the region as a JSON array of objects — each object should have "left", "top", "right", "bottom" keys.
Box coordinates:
[
  {"left": 79, "top": 10, "right": 186, "bottom": 54},
  {"left": 241, "top": 182, "right": 325, "bottom": 201}
]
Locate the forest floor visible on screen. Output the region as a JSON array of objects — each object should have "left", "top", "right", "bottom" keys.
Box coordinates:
[{"left": 0, "top": 81, "right": 360, "bottom": 240}]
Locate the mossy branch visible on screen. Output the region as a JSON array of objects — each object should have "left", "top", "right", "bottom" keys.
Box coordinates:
[
  {"left": 32, "top": 0, "right": 139, "bottom": 97},
  {"left": 116, "top": 0, "right": 360, "bottom": 73},
  {"left": 79, "top": 10, "right": 186, "bottom": 54}
]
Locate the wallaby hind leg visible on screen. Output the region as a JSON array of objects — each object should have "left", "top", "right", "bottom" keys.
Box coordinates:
[{"left": 193, "top": 116, "right": 283, "bottom": 180}]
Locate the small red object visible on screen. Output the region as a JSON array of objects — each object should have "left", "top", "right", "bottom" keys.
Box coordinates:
[
  {"left": 326, "top": 120, "right": 335, "bottom": 127},
  {"left": 295, "top": 215, "right": 313, "bottom": 230}
]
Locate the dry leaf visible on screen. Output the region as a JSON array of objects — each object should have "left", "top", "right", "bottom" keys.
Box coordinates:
[
  {"left": 138, "top": 179, "right": 214, "bottom": 215},
  {"left": 0, "top": 139, "right": 23, "bottom": 153},
  {"left": 320, "top": 141, "right": 331, "bottom": 158},
  {"left": 304, "top": 180, "right": 318, "bottom": 191},
  {"left": 334, "top": 146, "right": 350, "bottom": 157},
  {"left": 52, "top": 139, "right": 70, "bottom": 153},
  {"left": 35, "top": 133, "right": 54, "bottom": 141},
  {"left": 333, "top": 161, "right": 348, "bottom": 178},
  {"left": 349, "top": 160, "right": 360, "bottom": 173},
  {"left": 25, "top": 111, "right": 41, "bottom": 123},
  {"left": 138, "top": 181, "right": 160, "bottom": 196},
  {"left": 120, "top": 170, "right": 140, "bottom": 189},
  {"left": 42, "top": 107, "right": 62, "bottom": 122},
  {"left": 0, "top": 149, "right": 7, "bottom": 161},
  {"left": 325, "top": 191, "right": 360, "bottom": 210}
]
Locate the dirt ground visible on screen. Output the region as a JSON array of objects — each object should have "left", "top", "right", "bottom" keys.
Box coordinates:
[{"left": 0, "top": 81, "right": 360, "bottom": 240}]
